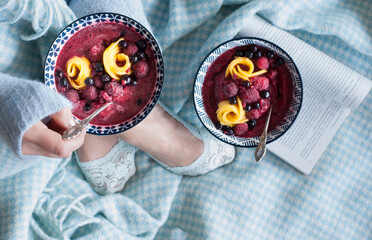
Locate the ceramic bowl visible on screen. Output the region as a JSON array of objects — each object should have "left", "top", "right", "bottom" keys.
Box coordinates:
[
  {"left": 44, "top": 12, "right": 164, "bottom": 135},
  {"left": 193, "top": 37, "right": 302, "bottom": 147}
]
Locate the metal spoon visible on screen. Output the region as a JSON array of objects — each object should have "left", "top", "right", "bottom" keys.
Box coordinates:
[
  {"left": 254, "top": 106, "right": 273, "bottom": 162},
  {"left": 62, "top": 102, "right": 113, "bottom": 140}
]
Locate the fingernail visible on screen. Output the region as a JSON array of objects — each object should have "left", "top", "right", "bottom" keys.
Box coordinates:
[{"left": 68, "top": 117, "right": 77, "bottom": 127}]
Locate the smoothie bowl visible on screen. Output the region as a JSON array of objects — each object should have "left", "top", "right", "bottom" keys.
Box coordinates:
[
  {"left": 194, "top": 38, "right": 302, "bottom": 147},
  {"left": 44, "top": 13, "right": 164, "bottom": 135}
]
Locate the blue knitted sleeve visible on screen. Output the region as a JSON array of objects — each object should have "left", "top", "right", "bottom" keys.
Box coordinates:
[{"left": 0, "top": 73, "right": 71, "bottom": 157}]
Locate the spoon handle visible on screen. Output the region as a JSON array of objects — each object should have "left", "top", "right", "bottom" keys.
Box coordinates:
[{"left": 254, "top": 106, "right": 273, "bottom": 162}]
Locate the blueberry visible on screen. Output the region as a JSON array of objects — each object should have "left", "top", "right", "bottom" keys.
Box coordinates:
[
  {"left": 136, "top": 39, "right": 147, "bottom": 50},
  {"left": 216, "top": 122, "right": 222, "bottom": 130},
  {"left": 101, "top": 74, "right": 111, "bottom": 83},
  {"left": 252, "top": 102, "right": 260, "bottom": 109},
  {"left": 84, "top": 102, "right": 91, "bottom": 111},
  {"left": 235, "top": 50, "right": 244, "bottom": 57},
  {"left": 226, "top": 128, "right": 234, "bottom": 136},
  {"left": 242, "top": 81, "right": 251, "bottom": 87},
  {"left": 260, "top": 90, "right": 270, "bottom": 99},
  {"left": 130, "top": 79, "right": 138, "bottom": 86},
  {"left": 60, "top": 77, "right": 68, "bottom": 87},
  {"left": 229, "top": 96, "right": 237, "bottom": 104},
  {"left": 136, "top": 99, "right": 142, "bottom": 105},
  {"left": 84, "top": 77, "right": 94, "bottom": 86},
  {"left": 118, "top": 40, "right": 128, "bottom": 48},
  {"left": 245, "top": 104, "right": 252, "bottom": 111},
  {"left": 244, "top": 50, "right": 254, "bottom": 59},
  {"left": 130, "top": 55, "right": 139, "bottom": 63},
  {"left": 254, "top": 50, "right": 262, "bottom": 59},
  {"left": 121, "top": 75, "right": 132, "bottom": 85},
  {"left": 56, "top": 69, "right": 64, "bottom": 78},
  {"left": 120, "top": 30, "right": 126, "bottom": 37},
  {"left": 248, "top": 119, "right": 256, "bottom": 129},
  {"left": 249, "top": 45, "right": 258, "bottom": 52},
  {"left": 137, "top": 51, "right": 146, "bottom": 60},
  {"left": 266, "top": 51, "right": 274, "bottom": 59},
  {"left": 275, "top": 57, "right": 284, "bottom": 65},
  {"left": 221, "top": 125, "right": 230, "bottom": 131},
  {"left": 95, "top": 62, "right": 104, "bottom": 72}
]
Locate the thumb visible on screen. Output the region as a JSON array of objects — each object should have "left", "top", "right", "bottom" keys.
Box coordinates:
[{"left": 49, "top": 107, "right": 75, "bottom": 132}]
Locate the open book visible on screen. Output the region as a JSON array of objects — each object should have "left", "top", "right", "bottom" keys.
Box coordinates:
[{"left": 237, "top": 15, "right": 371, "bottom": 174}]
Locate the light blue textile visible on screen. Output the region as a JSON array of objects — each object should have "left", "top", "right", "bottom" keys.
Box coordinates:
[{"left": 0, "top": 0, "right": 371, "bottom": 239}]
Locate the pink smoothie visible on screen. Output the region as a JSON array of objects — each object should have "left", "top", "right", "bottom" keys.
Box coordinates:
[
  {"left": 202, "top": 45, "right": 293, "bottom": 138},
  {"left": 55, "top": 22, "right": 157, "bottom": 125}
]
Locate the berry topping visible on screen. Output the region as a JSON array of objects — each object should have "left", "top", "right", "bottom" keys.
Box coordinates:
[
  {"left": 84, "top": 77, "right": 94, "bottom": 86},
  {"left": 60, "top": 77, "right": 68, "bottom": 88},
  {"left": 225, "top": 128, "right": 234, "bottom": 136},
  {"left": 239, "top": 87, "right": 260, "bottom": 103},
  {"left": 83, "top": 86, "right": 98, "bottom": 100},
  {"left": 260, "top": 90, "right": 270, "bottom": 99},
  {"left": 95, "top": 62, "right": 103, "bottom": 72},
  {"left": 84, "top": 102, "right": 92, "bottom": 112},
  {"left": 223, "top": 82, "right": 239, "bottom": 98},
  {"left": 245, "top": 50, "right": 254, "bottom": 59},
  {"left": 266, "top": 51, "right": 274, "bottom": 59},
  {"left": 229, "top": 96, "right": 237, "bottom": 104},
  {"left": 93, "top": 76, "right": 104, "bottom": 89},
  {"left": 120, "top": 30, "right": 126, "bottom": 37},
  {"left": 121, "top": 75, "right": 132, "bottom": 85},
  {"left": 234, "top": 123, "right": 249, "bottom": 136},
  {"left": 56, "top": 69, "right": 64, "bottom": 78},
  {"left": 89, "top": 44, "right": 105, "bottom": 62},
  {"left": 252, "top": 102, "right": 260, "bottom": 109},
  {"left": 104, "top": 81, "right": 124, "bottom": 98},
  {"left": 118, "top": 40, "right": 128, "bottom": 48},
  {"left": 242, "top": 80, "right": 251, "bottom": 87},
  {"left": 235, "top": 50, "right": 244, "bottom": 57},
  {"left": 254, "top": 50, "right": 262, "bottom": 59},
  {"left": 256, "top": 56, "right": 269, "bottom": 70},
  {"left": 123, "top": 42, "right": 138, "bottom": 56},
  {"left": 136, "top": 39, "right": 147, "bottom": 50},
  {"left": 251, "top": 76, "right": 269, "bottom": 91},
  {"left": 129, "top": 79, "right": 138, "bottom": 86},
  {"left": 101, "top": 74, "right": 111, "bottom": 83},
  {"left": 266, "top": 69, "right": 278, "bottom": 80},
  {"left": 259, "top": 98, "right": 270, "bottom": 111},
  {"left": 248, "top": 119, "right": 256, "bottom": 129},
  {"left": 137, "top": 51, "right": 146, "bottom": 60},
  {"left": 275, "top": 57, "right": 284, "bottom": 65},
  {"left": 249, "top": 45, "right": 258, "bottom": 52},
  {"left": 130, "top": 55, "right": 139, "bottom": 63},
  {"left": 64, "top": 89, "right": 79, "bottom": 103},
  {"left": 99, "top": 90, "right": 113, "bottom": 103},
  {"left": 245, "top": 104, "right": 252, "bottom": 111},
  {"left": 133, "top": 61, "right": 149, "bottom": 79},
  {"left": 247, "top": 110, "right": 260, "bottom": 120}
]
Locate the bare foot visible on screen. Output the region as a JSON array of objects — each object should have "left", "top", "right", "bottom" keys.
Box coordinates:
[
  {"left": 119, "top": 104, "right": 204, "bottom": 167},
  {"left": 77, "top": 134, "right": 119, "bottom": 162}
]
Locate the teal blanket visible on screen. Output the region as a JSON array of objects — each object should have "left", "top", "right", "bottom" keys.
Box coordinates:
[{"left": 0, "top": 0, "right": 371, "bottom": 239}]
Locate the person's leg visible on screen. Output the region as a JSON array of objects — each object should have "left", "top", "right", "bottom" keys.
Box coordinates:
[
  {"left": 119, "top": 103, "right": 235, "bottom": 176},
  {"left": 76, "top": 134, "right": 136, "bottom": 194}
]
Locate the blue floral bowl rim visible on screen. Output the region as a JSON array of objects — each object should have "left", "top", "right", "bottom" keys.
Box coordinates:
[
  {"left": 193, "top": 37, "right": 303, "bottom": 147},
  {"left": 43, "top": 12, "right": 164, "bottom": 135}
]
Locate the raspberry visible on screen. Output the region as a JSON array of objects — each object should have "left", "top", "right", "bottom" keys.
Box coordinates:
[
  {"left": 252, "top": 76, "right": 269, "bottom": 91},
  {"left": 266, "top": 69, "right": 278, "bottom": 80},
  {"left": 133, "top": 61, "right": 149, "bottom": 79},
  {"left": 112, "top": 87, "right": 132, "bottom": 102},
  {"left": 223, "top": 82, "right": 238, "bottom": 98},
  {"left": 246, "top": 109, "right": 260, "bottom": 119},
  {"left": 99, "top": 90, "right": 113, "bottom": 104},
  {"left": 123, "top": 42, "right": 138, "bottom": 56},
  {"left": 89, "top": 44, "right": 105, "bottom": 62},
  {"left": 93, "top": 76, "right": 104, "bottom": 89},
  {"left": 239, "top": 87, "right": 260, "bottom": 104},
  {"left": 259, "top": 98, "right": 270, "bottom": 112},
  {"left": 256, "top": 56, "right": 269, "bottom": 70},
  {"left": 233, "top": 123, "right": 248, "bottom": 136},
  {"left": 83, "top": 86, "right": 98, "bottom": 101},
  {"left": 64, "top": 89, "right": 79, "bottom": 103},
  {"left": 104, "top": 81, "right": 124, "bottom": 98}
]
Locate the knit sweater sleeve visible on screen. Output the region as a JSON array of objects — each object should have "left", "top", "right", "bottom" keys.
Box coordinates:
[{"left": 0, "top": 73, "right": 71, "bottom": 157}]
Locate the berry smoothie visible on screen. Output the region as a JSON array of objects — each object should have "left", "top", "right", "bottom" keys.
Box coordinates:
[
  {"left": 202, "top": 45, "right": 293, "bottom": 138},
  {"left": 54, "top": 22, "right": 157, "bottom": 125}
]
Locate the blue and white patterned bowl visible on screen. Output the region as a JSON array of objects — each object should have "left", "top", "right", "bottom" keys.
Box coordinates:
[
  {"left": 44, "top": 13, "right": 164, "bottom": 135},
  {"left": 193, "top": 37, "right": 302, "bottom": 147}
]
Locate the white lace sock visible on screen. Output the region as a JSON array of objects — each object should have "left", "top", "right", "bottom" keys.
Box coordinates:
[
  {"left": 152, "top": 102, "right": 236, "bottom": 176},
  {"left": 76, "top": 139, "right": 137, "bottom": 195}
]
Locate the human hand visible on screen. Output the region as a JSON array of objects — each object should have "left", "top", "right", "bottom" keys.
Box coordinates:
[{"left": 22, "top": 107, "right": 86, "bottom": 158}]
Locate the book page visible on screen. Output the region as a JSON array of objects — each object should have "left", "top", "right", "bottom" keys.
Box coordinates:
[{"left": 237, "top": 15, "right": 371, "bottom": 174}]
